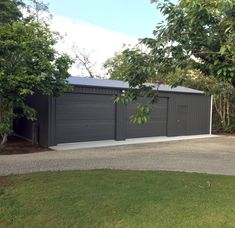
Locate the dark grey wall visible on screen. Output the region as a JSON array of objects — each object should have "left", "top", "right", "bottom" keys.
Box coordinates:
[
  {"left": 126, "top": 97, "right": 168, "bottom": 138},
  {"left": 14, "top": 93, "right": 51, "bottom": 147},
  {"left": 115, "top": 103, "right": 127, "bottom": 140},
  {"left": 55, "top": 93, "right": 116, "bottom": 144},
  {"left": 52, "top": 87, "right": 211, "bottom": 145},
  {"left": 14, "top": 85, "right": 211, "bottom": 147},
  {"left": 164, "top": 92, "right": 211, "bottom": 136}
]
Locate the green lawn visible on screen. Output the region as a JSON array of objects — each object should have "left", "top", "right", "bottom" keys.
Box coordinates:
[{"left": 1, "top": 171, "right": 235, "bottom": 228}]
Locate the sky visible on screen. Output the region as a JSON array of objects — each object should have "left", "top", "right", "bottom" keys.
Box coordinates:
[
  {"left": 41, "top": 0, "right": 172, "bottom": 76},
  {"left": 47, "top": 0, "right": 161, "bottom": 38}
]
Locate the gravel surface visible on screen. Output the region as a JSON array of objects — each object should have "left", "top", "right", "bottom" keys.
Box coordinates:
[{"left": 0, "top": 136, "right": 235, "bottom": 176}]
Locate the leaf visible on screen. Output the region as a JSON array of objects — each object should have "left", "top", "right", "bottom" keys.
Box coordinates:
[{"left": 220, "top": 46, "right": 227, "bottom": 55}]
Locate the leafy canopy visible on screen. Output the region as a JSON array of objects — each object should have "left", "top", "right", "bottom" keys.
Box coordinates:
[
  {"left": 0, "top": 0, "right": 73, "bottom": 143},
  {"left": 143, "top": 0, "right": 235, "bottom": 86},
  {"left": 108, "top": 0, "right": 235, "bottom": 123},
  {"left": 0, "top": 0, "right": 24, "bottom": 23}
]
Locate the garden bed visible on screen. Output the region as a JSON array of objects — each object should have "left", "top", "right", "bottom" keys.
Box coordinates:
[{"left": 0, "top": 136, "right": 50, "bottom": 155}]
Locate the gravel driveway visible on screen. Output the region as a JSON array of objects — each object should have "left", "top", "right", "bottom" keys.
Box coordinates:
[{"left": 0, "top": 136, "right": 235, "bottom": 176}]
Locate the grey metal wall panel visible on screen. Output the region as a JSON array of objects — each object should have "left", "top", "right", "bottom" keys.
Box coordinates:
[
  {"left": 14, "top": 117, "right": 32, "bottom": 140},
  {"left": 55, "top": 93, "right": 116, "bottom": 143},
  {"left": 73, "top": 86, "right": 121, "bottom": 95},
  {"left": 176, "top": 105, "right": 188, "bottom": 135},
  {"left": 115, "top": 103, "right": 127, "bottom": 140},
  {"left": 165, "top": 93, "right": 211, "bottom": 136},
  {"left": 126, "top": 97, "right": 168, "bottom": 138},
  {"left": 14, "top": 93, "right": 50, "bottom": 146},
  {"left": 69, "top": 77, "right": 204, "bottom": 94},
  {"left": 14, "top": 84, "right": 211, "bottom": 147}
]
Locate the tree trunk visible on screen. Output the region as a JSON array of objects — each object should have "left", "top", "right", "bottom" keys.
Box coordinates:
[
  {"left": 0, "top": 99, "right": 13, "bottom": 145},
  {"left": 214, "top": 96, "right": 224, "bottom": 127},
  {"left": 226, "top": 97, "right": 230, "bottom": 127},
  {"left": 222, "top": 96, "right": 226, "bottom": 127},
  {"left": 32, "top": 121, "right": 38, "bottom": 145},
  {"left": 1, "top": 134, "right": 7, "bottom": 145}
]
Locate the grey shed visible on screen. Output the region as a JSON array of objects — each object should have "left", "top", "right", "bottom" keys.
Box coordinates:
[{"left": 14, "top": 76, "right": 212, "bottom": 147}]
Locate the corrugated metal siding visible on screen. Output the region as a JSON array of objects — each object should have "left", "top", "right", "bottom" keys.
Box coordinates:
[
  {"left": 166, "top": 93, "right": 211, "bottom": 136},
  {"left": 126, "top": 97, "right": 168, "bottom": 138},
  {"left": 55, "top": 93, "right": 116, "bottom": 143},
  {"left": 14, "top": 93, "right": 50, "bottom": 146},
  {"left": 50, "top": 87, "right": 212, "bottom": 144},
  {"left": 73, "top": 86, "right": 121, "bottom": 95},
  {"left": 68, "top": 76, "right": 204, "bottom": 94},
  {"left": 14, "top": 85, "right": 211, "bottom": 147}
]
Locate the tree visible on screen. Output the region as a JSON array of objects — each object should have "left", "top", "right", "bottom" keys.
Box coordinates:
[
  {"left": 0, "top": 1, "right": 73, "bottom": 144},
  {"left": 26, "top": 0, "right": 52, "bottom": 24},
  {"left": 104, "top": 51, "right": 129, "bottom": 80},
  {"left": 104, "top": 49, "right": 235, "bottom": 130},
  {"left": 161, "top": 69, "right": 235, "bottom": 132},
  {"left": 104, "top": 47, "right": 163, "bottom": 83},
  {"left": 143, "top": 0, "right": 235, "bottom": 86},
  {"left": 115, "top": 0, "right": 235, "bottom": 123},
  {"left": 72, "top": 45, "right": 101, "bottom": 78},
  {"left": 105, "top": 48, "right": 159, "bottom": 124},
  {"left": 0, "top": 0, "right": 24, "bottom": 23}
]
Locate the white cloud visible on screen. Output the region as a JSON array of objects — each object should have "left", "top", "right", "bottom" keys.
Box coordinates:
[{"left": 50, "top": 15, "right": 138, "bottom": 77}]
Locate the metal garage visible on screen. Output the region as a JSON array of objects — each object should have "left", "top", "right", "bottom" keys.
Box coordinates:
[
  {"left": 56, "top": 93, "right": 115, "bottom": 143},
  {"left": 126, "top": 98, "right": 168, "bottom": 138},
  {"left": 14, "top": 76, "right": 212, "bottom": 147}
]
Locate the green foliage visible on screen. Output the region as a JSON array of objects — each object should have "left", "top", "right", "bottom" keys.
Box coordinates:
[
  {"left": 114, "top": 48, "right": 156, "bottom": 87},
  {"left": 161, "top": 69, "right": 235, "bottom": 132},
  {"left": 130, "top": 104, "right": 152, "bottom": 124},
  {"left": 104, "top": 49, "right": 132, "bottom": 81},
  {"left": 0, "top": 0, "right": 73, "bottom": 143},
  {"left": 224, "top": 125, "right": 235, "bottom": 133},
  {"left": 107, "top": 0, "right": 235, "bottom": 124},
  {"left": 0, "top": 0, "right": 24, "bottom": 24},
  {"left": 161, "top": 69, "right": 232, "bottom": 95},
  {"left": 0, "top": 21, "right": 72, "bottom": 97},
  {"left": 105, "top": 48, "right": 159, "bottom": 124},
  {"left": 145, "top": 0, "right": 235, "bottom": 86}
]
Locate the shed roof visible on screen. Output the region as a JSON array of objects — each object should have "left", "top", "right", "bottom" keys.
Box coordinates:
[{"left": 68, "top": 76, "right": 204, "bottom": 94}]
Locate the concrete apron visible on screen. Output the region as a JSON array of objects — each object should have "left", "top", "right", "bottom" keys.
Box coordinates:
[{"left": 50, "top": 134, "right": 218, "bottom": 151}]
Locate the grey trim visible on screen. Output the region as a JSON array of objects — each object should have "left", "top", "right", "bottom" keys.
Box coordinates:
[
  {"left": 68, "top": 76, "right": 204, "bottom": 94},
  {"left": 210, "top": 95, "right": 213, "bottom": 134}
]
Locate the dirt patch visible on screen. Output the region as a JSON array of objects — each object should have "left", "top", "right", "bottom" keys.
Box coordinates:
[
  {"left": 0, "top": 176, "right": 12, "bottom": 190},
  {"left": 0, "top": 136, "right": 51, "bottom": 155},
  {"left": 0, "top": 176, "right": 15, "bottom": 194},
  {"left": 214, "top": 133, "right": 235, "bottom": 137},
  {"left": 212, "top": 130, "right": 235, "bottom": 137},
  {"left": 0, "top": 176, "right": 7, "bottom": 185}
]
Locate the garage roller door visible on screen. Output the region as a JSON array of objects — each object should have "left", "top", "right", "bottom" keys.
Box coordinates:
[
  {"left": 56, "top": 93, "right": 115, "bottom": 144},
  {"left": 126, "top": 97, "right": 168, "bottom": 138}
]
